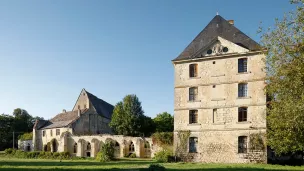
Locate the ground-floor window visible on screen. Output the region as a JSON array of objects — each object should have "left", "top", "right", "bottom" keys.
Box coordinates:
[
  {"left": 189, "top": 137, "right": 198, "bottom": 153},
  {"left": 238, "top": 136, "right": 248, "bottom": 153}
]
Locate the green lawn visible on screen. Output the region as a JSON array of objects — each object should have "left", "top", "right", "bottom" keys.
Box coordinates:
[{"left": 0, "top": 155, "right": 304, "bottom": 171}]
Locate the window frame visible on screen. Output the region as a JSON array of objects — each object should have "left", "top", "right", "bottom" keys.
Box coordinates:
[
  {"left": 238, "top": 136, "right": 248, "bottom": 153},
  {"left": 189, "top": 137, "right": 198, "bottom": 153},
  {"left": 189, "top": 110, "right": 198, "bottom": 124},
  {"left": 238, "top": 83, "right": 248, "bottom": 97},
  {"left": 56, "top": 129, "right": 60, "bottom": 136},
  {"left": 189, "top": 87, "right": 198, "bottom": 101},
  {"left": 238, "top": 58, "right": 248, "bottom": 73},
  {"left": 189, "top": 64, "right": 198, "bottom": 78},
  {"left": 238, "top": 107, "right": 248, "bottom": 122}
]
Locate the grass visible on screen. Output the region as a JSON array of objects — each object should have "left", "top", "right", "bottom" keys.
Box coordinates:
[{"left": 0, "top": 155, "right": 304, "bottom": 171}]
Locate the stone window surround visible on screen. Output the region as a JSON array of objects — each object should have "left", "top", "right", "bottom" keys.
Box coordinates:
[{"left": 189, "top": 63, "right": 198, "bottom": 78}]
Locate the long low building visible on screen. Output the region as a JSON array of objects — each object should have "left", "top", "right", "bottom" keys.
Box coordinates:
[{"left": 32, "top": 89, "right": 155, "bottom": 158}]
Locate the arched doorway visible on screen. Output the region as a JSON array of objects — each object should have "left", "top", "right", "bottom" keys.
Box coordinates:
[
  {"left": 73, "top": 143, "right": 77, "bottom": 154},
  {"left": 86, "top": 142, "right": 91, "bottom": 157},
  {"left": 144, "top": 141, "right": 151, "bottom": 158},
  {"left": 26, "top": 143, "right": 31, "bottom": 152},
  {"left": 51, "top": 139, "right": 58, "bottom": 152}
]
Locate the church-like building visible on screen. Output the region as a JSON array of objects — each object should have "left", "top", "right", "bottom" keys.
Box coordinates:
[
  {"left": 172, "top": 15, "right": 266, "bottom": 163},
  {"left": 32, "top": 89, "right": 154, "bottom": 158}
]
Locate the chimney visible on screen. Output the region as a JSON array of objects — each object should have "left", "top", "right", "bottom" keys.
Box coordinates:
[
  {"left": 78, "top": 109, "right": 81, "bottom": 116},
  {"left": 228, "top": 20, "right": 234, "bottom": 25},
  {"left": 62, "top": 109, "right": 66, "bottom": 113}
]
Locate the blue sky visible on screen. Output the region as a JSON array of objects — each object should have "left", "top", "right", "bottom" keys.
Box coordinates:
[{"left": 0, "top": 0, "right": 296, "bottom": 119}]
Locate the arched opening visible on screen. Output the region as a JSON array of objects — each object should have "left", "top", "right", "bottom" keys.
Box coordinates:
[
  {"left": 74, "top": 143, "right": 77, "bottom": 154},
  {"left": 114, "top": 141, "right": 120, "bottom": 158},
  {"left": 51, "top": 139, "right": 58, "bottom": 152},
  {"left": 129, "top": 141, "right": 135, "bottom": 154},
  {"left": 26, "top": 143, "right": 31, "bottom": 152},
  {"left": 43, "top": 145, "right": 47, "bottom": 152},
  {"left": 86, "top": 142, "right": 91, "bottom": 157},
  {"left": 144, "top": 141, "right": 151, "bottom": 158}
]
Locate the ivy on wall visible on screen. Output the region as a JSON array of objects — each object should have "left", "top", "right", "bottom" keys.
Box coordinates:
[{"left": 175, "top": 130, "right": 190, "bottom": 161}]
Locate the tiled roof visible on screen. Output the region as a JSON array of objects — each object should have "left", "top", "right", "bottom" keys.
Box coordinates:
[
  {"left": 173, "top": 15, "right": 260, "bottom": 61},
  {"left": 86, "top": 91, "right": 114, "bottom": 119},
  {"left": 40, "top": 109, "right": 88, "bottom": 129}
]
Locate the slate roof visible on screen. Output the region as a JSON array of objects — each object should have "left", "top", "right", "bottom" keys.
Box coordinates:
[
  {"left": 40, "top": 109, "right": 88, "bottom": 129},
  {"left": 172, "top": 15, "right": 260, "bottom": 61},
  {"left": 85, "top": 90, "right": 114, "bottom": 119}
]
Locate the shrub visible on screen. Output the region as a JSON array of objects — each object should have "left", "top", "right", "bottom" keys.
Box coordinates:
[
  {"left": 96, "top": 142, "right": 114, "bottom": 162},
  {"left": 152, "top": 132, "right": 173, "bottom": 146},
  {"left": 18, "top": 132, "right": 33, "bottom": 141},
  {"left": 154, "top": 149, "right": 173, "bottom": 163},
  {"left": 4, "top": 148, "right": 13, "bottom": 154},
  {"left": 129, "top": 153, "right": 136, "bottom": 158},
  {"left": 26, "top": 152, "right": 40, "bottom": 158},
  {"left": 148, "top": 164, "right": 166, "bottom": 171}
]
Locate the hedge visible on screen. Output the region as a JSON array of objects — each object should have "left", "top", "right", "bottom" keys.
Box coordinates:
[{"left": 4, "top": 148, "right": 70, "bottom": 159}]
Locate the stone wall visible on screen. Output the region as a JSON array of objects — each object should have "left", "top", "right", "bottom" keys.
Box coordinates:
[
  {"left": 18, "top": 140, "right": 33, "bottom": 152},
  {"left": 173, "top": 52, "right": 267, "bottom": 163}
]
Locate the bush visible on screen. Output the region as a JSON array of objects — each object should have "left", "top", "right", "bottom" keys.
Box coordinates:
[
  {"left": 18, "top": 132, "right": 33, "bottom": 141},
  {"left": 152, "top": 132, "right": 173, "bottom": 146},
  {"left": 148, "top": 164, "right": 166, "bottom": 171},
  {"left": 129, "top": 153, "right": 136, "bottom": 158},
  {"left": 4, "top": 148, "right": 14, "bottom": 154},
  {"left": 154, "top": 150, "right": 173, "bottom": 163},
  {"left": 26, "top": 151, "right": 40, "bottom": 158},
  {"left": 96, "top": 142, "right": 114, "bottom": 162}
]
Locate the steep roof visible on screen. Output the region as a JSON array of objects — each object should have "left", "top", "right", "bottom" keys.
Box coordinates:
[
  {"left": 173, "top": 15, "right": 260, "bottom": 61},
  {"left": 40, "top": 109, "right": 88, "bottom": 129},
  {"left": 85, "top": 90, "right": 114, "bottom": 119}
]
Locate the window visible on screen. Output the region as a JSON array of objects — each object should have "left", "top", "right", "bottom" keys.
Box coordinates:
[
  {"left": 129, "top": 141, "right": 135, "bottom": 153},
  {"left": 50, "top": 130, "right": 53, "bottom": 136},
  {"left": 189, "top": 64, "right": 198, "bottom": 77},
  {"left": 238, "top": 58, "right": 247, "bottom": 73},
  {"left": 74, "top": 143, "right": 77, "bottom": 153},
  {"left": 213, "top": 109, "right": 217, "bottom": 123},
  {"left": 213, "top": 85, "right": 216, "bottom": 88},
  {"left": 238, "top": 107, "right": 247, "bottom": 122},
  {"left": 213, "top": 61, "right": 216, "bottom": 64},
  {"left": 84, "top": 104, "right": 87, "bottom": 109},
  {"left": 238, "top": 136, "right": 248, "bottom": 153},
  {"left": 56, "top": 129, "right": 60, "bottom": 136},
  {"left": 238, "top": 83, "right": 248, "bottom": 97},
  {"left": 42, "top": 131, "right": 45, "bottom": 137},
  {"left": 189, "top": 137, "right": 198, "bottom": 153},
  {"left": 189, "top": 110, "right": 198, "bottom": 124},
  {"left": 189, "top": 87, "right": 198, "bottom": 101},
  {"left": 87, "top": 142, "right": 91, "bottom": 150}
]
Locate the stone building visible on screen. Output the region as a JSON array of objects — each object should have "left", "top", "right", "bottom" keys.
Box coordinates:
[
  {"left": 32, "top": 89, "right": 153, "bottom": 158},
  {"left": 172, "top": 15, "right": 266, "bottom": 163}
]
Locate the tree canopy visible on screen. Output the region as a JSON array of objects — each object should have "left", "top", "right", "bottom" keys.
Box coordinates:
[
  {"left": 153, "top": 112, "right": 174, "bottom": 132},
  {"left": 261, "top": 0, "right": 304, "bottom": 155},
  {"left": 109, "top": 95, "right": 154, "bottom": 136}
]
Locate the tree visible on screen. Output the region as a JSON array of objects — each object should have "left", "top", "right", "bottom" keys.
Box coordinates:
[
  {"left": 260, "top": 0, "right": 304, "bottom": 155},
  {"left": 109, "top": 95, "right": 153, "bottom": 136},
  {"left": 153, "top": 112, "right": 174, "bottom": 132}
]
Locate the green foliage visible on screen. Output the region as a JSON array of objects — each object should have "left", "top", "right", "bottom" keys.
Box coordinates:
[
  {"left": 153, "top": 112, "right": 174, "bottom": 132},
  {"left": 154, "top": 149, "right": 173, "bottom": 163},
  {"left": 4, "top": 149, "right": 70, "bottom": 159},
  {"left": 109, "top": 94, "right": 154, "bottom": 136},
  {"left": 249, "top": 133, "right": 266, "bottom": 151},
  {"left": 96, "top": 142, "right": 114, "bottom": 162},
  {"left": 175, "top": 130, "right": 190, "bottom": 160},
  {"left": 148, "top": 164, "right": 166, "bottom": 171},
  {"left": 151, "top": 132, "right": 173, "bottom": 146},
  {"left": 129, "top": 153, "right": 136, "bottom": 158},
  {"left": 18, "top": 132, "right": 33, "bottom": 141},
  {"left": 259, "top": 0, "right": 304, "bottom": 155}
]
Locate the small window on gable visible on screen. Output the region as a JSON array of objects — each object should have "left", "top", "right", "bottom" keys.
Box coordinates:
[
  {"left": 238, "top": 136, "right": 248, "bottom": 153},
  {"left": 189, "top": 64, "right": 198, "bottom": 78},
  {"left": 189, "top": 137, "right": 198, "bottom": 153},
  {"left": 238, "top": 107, "right": 248, "bottom": 122},
  {"left": 189, "top": 110, "right": 198, "bottom": 124},
  {"left": 189, "top": 87, "right": 198, "bottom": 101},
  {"left": 238, "top": 58, "right": 247, "bottom": 73},
  {"left": 238, "top": 83, "right": 248, "bottom": 97}
]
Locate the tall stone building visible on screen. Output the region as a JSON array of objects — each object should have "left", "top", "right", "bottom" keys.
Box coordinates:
[{"left": 172, "top": 15, "right": 266, "bottom": 163}]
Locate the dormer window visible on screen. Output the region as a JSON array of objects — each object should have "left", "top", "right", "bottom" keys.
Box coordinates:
[{"left": 189, "top": 64, "right": 198, "bottom": 78}]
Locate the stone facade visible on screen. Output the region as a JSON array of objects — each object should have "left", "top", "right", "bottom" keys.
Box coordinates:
[
  {"left": 32, "top": 89, "right": 155, "bottom": 158},
  {"left": 173, "top": 15, "right": 266, "bottom": 163}
]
